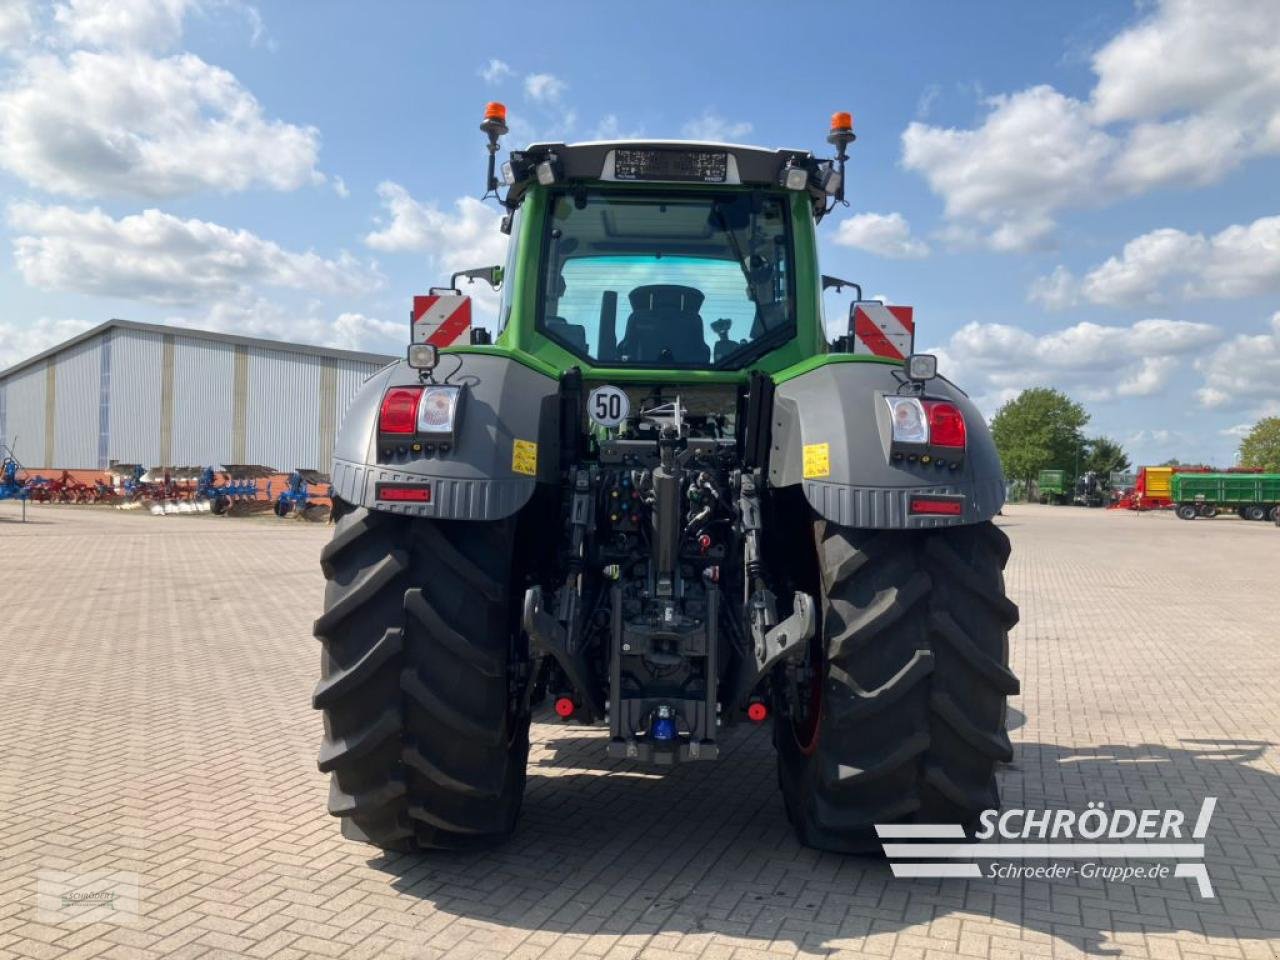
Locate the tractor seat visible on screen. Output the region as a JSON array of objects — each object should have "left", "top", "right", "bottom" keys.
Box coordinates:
[{"left": 618, "top": 285, "right": 709, "bottom": 364}]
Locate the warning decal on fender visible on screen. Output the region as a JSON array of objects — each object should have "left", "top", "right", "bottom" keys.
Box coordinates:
[
  {"left": 803, "top": 443, "right": 830, "bottom": 479},
  {"left": 512, "top": 439, "right": 538, "bottom": 477}
]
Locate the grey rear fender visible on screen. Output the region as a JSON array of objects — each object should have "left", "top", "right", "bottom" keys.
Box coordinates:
[
  {"left": 330, "top": 353, "right": 560, "bottom": 520},
  {"left": 769, "top": 360, "right": 1005, "bottom": 528}
]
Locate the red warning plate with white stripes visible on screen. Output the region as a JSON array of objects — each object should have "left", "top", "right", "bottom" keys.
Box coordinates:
[
  {"left": 852, "top": 303, "right": 914, "bottom": 360},
  {"left": 412, "top": 294, "right": 472, "bottom": 347}
]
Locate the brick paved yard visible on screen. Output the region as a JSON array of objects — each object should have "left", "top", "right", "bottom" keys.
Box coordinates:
[{"left": 1, "top": 502, "right": 1278, "bottom": 960}]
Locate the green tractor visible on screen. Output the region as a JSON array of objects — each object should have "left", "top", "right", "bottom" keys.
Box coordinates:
[{"left": 313, "top": 105, "right": 1019, "bottom": 853}]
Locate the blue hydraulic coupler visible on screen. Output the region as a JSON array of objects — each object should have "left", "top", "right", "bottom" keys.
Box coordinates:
[{"left": 651, "top": 706, "right": 677, "bottom": 742}]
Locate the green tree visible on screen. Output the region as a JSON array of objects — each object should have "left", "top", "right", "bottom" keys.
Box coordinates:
[
  {"left": 989, "top": 388, "right": 1089, "bottom": 491},
  {"left": 1083, "top": 436, "right": 1130, "bottom": 478},
  {"left": 1238, "top": 417, "right": 1280, "bottom": 472}
]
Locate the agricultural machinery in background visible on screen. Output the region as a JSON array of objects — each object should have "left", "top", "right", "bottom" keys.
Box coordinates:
[
  {"left": 3, "top": 455, "right": 331, "bottom": 520},
  {"left": 1037, "top": 469, "right": 1069, "bottom": 504},
  {"left": 272, "top": 469, "right": 333, "bottom": 520},
  {"left": 1171, "top": 472, "right": 1280, "bottom": 521},
  {"left": 0, "top": 449, "right": 30, "bottom": 503},
  {"left": 1072, "top": 471, "right": 1105, "bottom": 508},
  {"left": 198, "top": 465, "right": 276, "bottom": 515},
  {"left": 1110, "top": 465, "right": 1267, "bottom": 512}
]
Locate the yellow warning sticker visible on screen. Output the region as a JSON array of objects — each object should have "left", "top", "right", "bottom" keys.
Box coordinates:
[
  {"left": 512, "top": 439, "right": 538, "bottom": 476},
  {"left": 802, "top": 442, "right": 831, "bottom": 479}
]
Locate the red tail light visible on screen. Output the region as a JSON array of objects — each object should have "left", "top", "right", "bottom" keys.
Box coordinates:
[
  {"left": 910, "top": 496, "right": 964, "bottom": 516},
  {"left": 379, "top": 387, "right": 422, "bottom": 434},
  {"left": 923, "top": 400, "right": 966, "bottom": 448},
  {"left": 376, "top": 484, "right": 431, "bottom": 502}
]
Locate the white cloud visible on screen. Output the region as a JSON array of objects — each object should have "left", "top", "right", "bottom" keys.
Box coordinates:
[
  {"left": 590, "top": 113, "right": 643, "bottom": 141},
  {"left": 915, "top": 84, "right": 941, "bottom": 119},
  {"left": 903, "top": 86, "right": 1113, "bottom": 252},
  {"left": 524, "top": 72, "right": 565, "bottom": 103},
  {"left": 53, "top": 0, "right": 194, "bottom": 50},
  {"left": 363, "top": 183, "right": 508, "bottom": 322},
  {"left": 681, "top": 110, "right": 753, "bottom": 143},
  {"left": 929, "top": 317, "right": 1221, "bottom": 411},
  {"left": 1194, "top": 311, "right": 1280, "bottom": 411},
  {"left": 479, "top": 58, "right": 511, "bottom": 85},
  {"left": 831, "top": 212, "right": 929, "bottom": 259},
  {"left": 902, "top": 0, "right": 1280, "bottom": 250},
  {"left": 0, "top": 0, "right": 35, "bottom": 52},
  {"left": 166, "top": 298, "right": 403, "bottom": 355},
  {"left": 1091, "top": 0, "right": 1280, "bottom": 126},
  {"left": 0, "top": 49, "right": 323, "bottom": 197},
  {"left": 9, "top": 202, "right": 380, "bottom": 305},
  {"left": 0, "top": 316, "right": 94, "bottom": 370},
  {"left": 1027, "top": 265, "right": 1078, "bottom": 309},
  {"left": 364, "top": 183, "right": 506, "bottom": 266},
  {"left": 1034, "top": 215, "right": 1280, "bottom": 307}
]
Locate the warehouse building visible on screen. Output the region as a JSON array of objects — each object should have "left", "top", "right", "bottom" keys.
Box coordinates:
[{"left": 0, "top": 320, "right": 395, "bottom": 472}]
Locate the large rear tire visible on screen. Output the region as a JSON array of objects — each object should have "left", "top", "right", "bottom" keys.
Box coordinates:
[
  {"left": 313, "top": 501, "right": 529, "bottom": 851},
  {"left": 776, "top": 520, "right": 1019, "bottom": 852}
]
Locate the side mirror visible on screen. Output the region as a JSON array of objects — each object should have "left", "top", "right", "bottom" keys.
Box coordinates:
[{"left": 450, "top": 265, "right": 503, "bottom": 291}]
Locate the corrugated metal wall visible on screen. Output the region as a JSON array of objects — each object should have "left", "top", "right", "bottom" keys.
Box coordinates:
[
  {"left": 53, "top": 336, "right": 101, "bottom": 468},
  {"left": 3, "top": 364, "right": 48, "bottom": 467},
  {"left": 171, "top": 338, "right": 236, "bottom": 466},
  {"left": 245, "top": 347, "right": 322, "bottom": 471},
  {"left": 107, "top": 329, "right": 163, "bottom": 466},
  {"left": 2, "top": 325, "right": 391, "bottom": 473},
  {"left": 334, "top": 359, "right": 383, "bottom": 428}
]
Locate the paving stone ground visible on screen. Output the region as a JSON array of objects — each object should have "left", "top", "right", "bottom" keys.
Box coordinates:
[{"left": 1, "top": 501, "right": 1277, "bottom": 960}]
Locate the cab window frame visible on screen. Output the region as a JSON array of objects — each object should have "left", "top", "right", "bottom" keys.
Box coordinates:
[{"left": 532, "top": 187, "right": 797, "bottom": 370}]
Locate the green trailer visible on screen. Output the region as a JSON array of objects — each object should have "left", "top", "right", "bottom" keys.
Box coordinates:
[
  {"left": 1037, "top": 468, "right": 1068, "bottom": 505},
  {"left": 1170, "top": 472, "right": 1280, "bottom": 521}
]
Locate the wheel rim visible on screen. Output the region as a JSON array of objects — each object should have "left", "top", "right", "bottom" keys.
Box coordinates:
[{"left": 792, "top": 631, "right": 824, "bottom": 756}]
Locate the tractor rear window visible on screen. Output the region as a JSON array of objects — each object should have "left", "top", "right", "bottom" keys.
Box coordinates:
[{"left": 536, "top": 190, "right": 795, "bottom": 368}]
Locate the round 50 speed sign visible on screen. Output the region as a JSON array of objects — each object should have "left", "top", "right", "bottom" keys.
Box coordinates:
[{"left": 588, "top": 384, "right": 630, "bottom": 428}]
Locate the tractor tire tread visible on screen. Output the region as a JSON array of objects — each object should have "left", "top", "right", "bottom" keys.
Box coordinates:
[
  {"left": 777, "top": 520, "right": 1017, "bottom": 852},
  {"left": 312, "top": 627, "right": 404, "bottom": 709}
]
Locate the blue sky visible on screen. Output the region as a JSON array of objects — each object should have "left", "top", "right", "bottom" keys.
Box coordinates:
[{"left": 2, "top": 0, "right": 1278, "bottom": 467}]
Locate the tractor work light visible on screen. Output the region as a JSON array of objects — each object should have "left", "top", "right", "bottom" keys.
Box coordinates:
[
  {"left": 885, "top": 396, "right": 928, "bottom": 445},
  {"left": 379, "top": 387, "right": 423, "bottom": 434},
  {"left": 535, "top": 158, "right": 560, "bottom": 186},
  {"left": 780, "top": 162, "right": 808, "bottom": 191},
  {"left": 814, "top": 163, "right": 842, "bottom": 195},
  {"left": 500, "top": 160, "right": 517, "bottom": 185},
  {"left": 416, "top": 385, "right": 462, "bottom": 434},
  {"left": 408, "top": 343, "right": 438, "bottom": 371},
  {"left": 904, "top": 353, "right": 937, "bottom": 381}
]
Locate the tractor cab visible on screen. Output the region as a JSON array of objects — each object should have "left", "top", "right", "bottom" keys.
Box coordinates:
[{"left": 410, "top": 106, "right": 866, "bottom": 380}]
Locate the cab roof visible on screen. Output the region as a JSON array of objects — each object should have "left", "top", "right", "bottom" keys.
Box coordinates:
[
  {"left": 516, "top": 139, "right": 813, "bottom": 186},
  {"left": 499, "top": 141, "right": 828, "bottom": 213}
]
